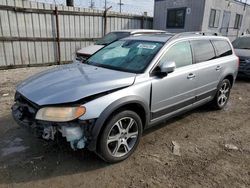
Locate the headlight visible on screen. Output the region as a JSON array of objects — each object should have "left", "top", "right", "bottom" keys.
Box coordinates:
[{"left": 35, "top": 106, "right": 86, "bottom": 122}]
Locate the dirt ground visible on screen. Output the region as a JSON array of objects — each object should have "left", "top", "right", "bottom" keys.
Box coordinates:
[{"left": 0, "top": 66, "right": 249, "bottom": 188}]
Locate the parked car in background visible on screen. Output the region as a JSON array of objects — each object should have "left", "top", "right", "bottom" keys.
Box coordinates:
[
  {"left": 12, "top": 32, "right": 238, "bottom": 163},
  {"left": 232, "top": 35, "right": 250, "bottom": 78},
  {"left": 76, "top": 29, "right": 165, "bottom": 59}
]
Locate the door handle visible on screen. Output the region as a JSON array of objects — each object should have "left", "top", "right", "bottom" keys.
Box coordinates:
[
  {"left": 187, "top": 73, "right": 196, "bottom": 79},
  {"left": 216, "top": 66, "right": 222, "bottom": 71}
]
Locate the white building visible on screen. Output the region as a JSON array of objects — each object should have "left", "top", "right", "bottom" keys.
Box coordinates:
[{"left": 154, "top": 0, "right": 250, "bottom": 40}]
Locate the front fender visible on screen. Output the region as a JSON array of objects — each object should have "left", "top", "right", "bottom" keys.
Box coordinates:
[{"left": 87, "top": 96, "right": 150, "bottom": 151}]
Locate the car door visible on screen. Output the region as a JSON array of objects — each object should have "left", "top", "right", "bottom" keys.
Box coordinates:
[
  {"left": 150, "top": 41, "right": 199, "bottom": 120},
  {"left": 190, "top": 39, "right": 222, "bottom": 101}
]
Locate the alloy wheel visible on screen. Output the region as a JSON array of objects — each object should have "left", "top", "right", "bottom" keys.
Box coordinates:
[
  {"left": 106, "top": 117, "right": 139, "bottom": 158},
  {"left": 217, "top": 82, "right": 230, "bottom": 107}
]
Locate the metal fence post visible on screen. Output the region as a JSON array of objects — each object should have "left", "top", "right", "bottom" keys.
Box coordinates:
[
  {"left": 103, "top": 9, "right": 107, "bottom": 36},
  {"left": 144, "top": 12, "right": 148, "bottom": 29},
  {"left": 55, "top": 6, "right": 61, "bottom": 65},
  {"left": 103, "top": 6, "right": 112, "bottom": 36}
]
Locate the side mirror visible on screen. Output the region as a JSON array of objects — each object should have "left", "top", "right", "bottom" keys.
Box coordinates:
[
  {"left": 76, "top": 56, "right": 88, "bottom": 62},
  {"left": 73, "top": 55, "right": 88, "bottom": 64},
  {"left": 160, "top": 61, "right": 176, "bottom": 74}
]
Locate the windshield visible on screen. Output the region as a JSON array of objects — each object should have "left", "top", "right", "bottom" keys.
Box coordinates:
[
  {"left": 86, "top": 40, "right": 164, "bottom": 73},
  {"left": 95, "top": 32, "right": 130, "bottom": 45},
  {"left": 232, "top": 37, "right": 250, "bottom": 49}
]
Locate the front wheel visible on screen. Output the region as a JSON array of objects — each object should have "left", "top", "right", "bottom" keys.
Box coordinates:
[
  {"left": 98, "top": 110, "right": 142, "bottom": 163},
  {"left": 211, "top": 79, "right": 231, "bottom": 110}
]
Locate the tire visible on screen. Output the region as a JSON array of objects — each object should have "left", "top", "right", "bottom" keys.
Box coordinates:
[
  {"left": 98, "top": 110, "right": 143, "bottom": 163},
  {"left": 211, "top": 79, "right": 231, "bottom": 110}
]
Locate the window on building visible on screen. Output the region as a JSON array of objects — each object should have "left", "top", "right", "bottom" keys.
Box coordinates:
[
  {"left": 159, "top": 41, "right": 192, "bottom": 68},
  {"left": 209, "top": 9, "right": 221, "bottom": 28},
  {"left": 234, "top": 14, "right": 243, "bottom": 29},
  {"left": 190, "top": 40, "right": 216, "bottom": 63},
  {"left": 211, "top": 40, "right": 233, "bottom": 58},
  {"left": 166, "top": 8, "right": 186, "bottom": 28}
]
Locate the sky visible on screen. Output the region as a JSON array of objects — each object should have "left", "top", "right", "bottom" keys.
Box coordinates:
[
  {"left": 32, "top": 0, "right": 154, "bottom": 16},
  {"left": 30, "top": 0, "right": 250, "bottom": 16}
]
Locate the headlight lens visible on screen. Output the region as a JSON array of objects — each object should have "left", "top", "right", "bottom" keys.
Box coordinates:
[{"left": 35, "top": 106, "right": 86, "bottom": 122}]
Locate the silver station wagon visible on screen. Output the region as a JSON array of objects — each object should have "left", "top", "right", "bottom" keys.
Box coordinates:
[{"left": 12, "top": 32, "right": 238, "bottom": 163}]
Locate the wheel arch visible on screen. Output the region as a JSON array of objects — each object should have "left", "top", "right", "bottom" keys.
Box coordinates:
[
  {"left": 224, "top": 74, "right": 234, "bottom": 87},
  {"left": 87, "top": 96, "right": 150, "bottom": 151},
  {"left": 219, "top": 74, "right": 235, "bottom": 89}
]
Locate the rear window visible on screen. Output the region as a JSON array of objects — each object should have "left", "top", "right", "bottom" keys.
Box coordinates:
[
  {"left": 232, "top": 37, "right": 250, "bottom": 50},
  {"left": 190, "top": 40, "right": 216, "bottom": 63},
  {"left": 95, "top": 32, "right": 130, "bottom": 45},
  {"left": 212, "top": 40, "right": 232, "bottom": 57}
]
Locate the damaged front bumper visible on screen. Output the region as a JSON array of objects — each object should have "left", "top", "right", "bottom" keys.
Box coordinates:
[{"left": 11, "top": 94, "right": 95, "bottom": 151}]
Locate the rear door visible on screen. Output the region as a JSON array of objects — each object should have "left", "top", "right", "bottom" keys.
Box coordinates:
[
  {"left": 151, "top": 41, "right": 198, "bottom": 120},
  {"left": 190, "top": 39, "right": 224, "bottom": 101}
]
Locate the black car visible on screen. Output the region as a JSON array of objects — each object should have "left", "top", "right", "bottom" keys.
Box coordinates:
[{"left": 232, "top": 35, "right": 250, "bottom": 78}]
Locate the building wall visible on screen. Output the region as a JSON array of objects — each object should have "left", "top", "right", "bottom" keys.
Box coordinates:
[
  {"left": 153, "top": 0, "right": 206, "bottom": 32},
  {"left": 153, "top": 0, "right": 250, "bottom": 41},
  {"left": 202, "top": 0, "right": 250, "bottom": 40}
]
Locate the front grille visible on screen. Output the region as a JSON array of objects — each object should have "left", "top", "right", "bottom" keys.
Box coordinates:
[
  {"left": 239, "top": 59, "right": 247, "bottom": 70},
  {"left": 239, "top": 59, "right": 246, "bottom": 64}
]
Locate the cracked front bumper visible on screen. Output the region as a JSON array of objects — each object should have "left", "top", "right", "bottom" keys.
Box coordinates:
[{"left": 12, "top": 95, "right": 96, "bottom": 151}]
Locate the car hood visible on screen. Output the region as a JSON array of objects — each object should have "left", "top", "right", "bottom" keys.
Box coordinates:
[
  {"left": 234, "top": 49, "right": 250, "bottom": 59},
  {"left": 77, "top": 45, "right": 105, "bottom": 55},
  {"left": 17, "top": 63, "right": 136, "bottom": 106}
]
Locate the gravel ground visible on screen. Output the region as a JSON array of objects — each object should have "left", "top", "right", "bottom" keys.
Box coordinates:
[{"left": 0, "top": 66, "right": 249, "bottom": 188}]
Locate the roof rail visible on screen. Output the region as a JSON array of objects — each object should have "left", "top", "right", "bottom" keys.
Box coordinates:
[{"left": 169, "top": 31, "right": 221, "bottom": 41}]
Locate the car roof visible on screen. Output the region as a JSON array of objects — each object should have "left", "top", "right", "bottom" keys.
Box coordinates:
[{"left": 112, "top": 29, "right": 166, "bottom": 34}]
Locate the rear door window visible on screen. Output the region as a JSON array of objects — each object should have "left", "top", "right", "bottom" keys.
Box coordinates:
[
  {"left": 212, "top": 40, "right": 232, "bottom": 57},
  {"left": 190, "top": 40, "right": 216, "bottom": 63}
]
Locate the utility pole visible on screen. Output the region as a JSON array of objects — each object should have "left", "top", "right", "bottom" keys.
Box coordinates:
[
  {"left": 104, "top": 0, "right": 107, "bottom": 10},
  {"left": 66, "top": 0, "right": 74, "bottom": 6},
  {"left": 118, "top": 0, "right": 124, "bottom": 13},
  {"left": 90, "top": 0, "right": 95, "bottom": 8}
]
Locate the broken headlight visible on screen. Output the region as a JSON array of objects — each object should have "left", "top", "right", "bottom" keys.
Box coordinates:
[{"left": 35, "top": 106, "right": 86, "bottom": 122}]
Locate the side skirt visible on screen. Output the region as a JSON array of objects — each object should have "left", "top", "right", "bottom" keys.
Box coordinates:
[{"left": 147, "top": 89, "right": 217, "bottom": 129}]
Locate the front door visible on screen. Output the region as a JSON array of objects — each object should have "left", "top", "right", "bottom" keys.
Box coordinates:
[{"left": 151, "top": 41, "right": 197, "bottom": 120}]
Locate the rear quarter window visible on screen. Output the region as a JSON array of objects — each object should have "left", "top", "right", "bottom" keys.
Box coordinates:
[
  {"left": 211, "top": 40, "right": 233, "bottom": 57},
  {"left": 190, "top": 40, "right": 216, "bottom": 63}
]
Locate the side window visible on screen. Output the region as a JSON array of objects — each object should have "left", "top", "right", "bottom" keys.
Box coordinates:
[
  {"left": 211, "top": 40, "right": 233, "bottom": 58},
  {"left": 209, "top": 9, "right": 221, "bottom": 28},
  {"left": 190, "top": 40, "right": 216, "bottom": 63},
  {"left": 159, "top": 41, "right": 192, "bottom": 68},
  {"left": 234, "top": 14, "right": 243, "bottom": 29},
  {"left": 167, "top": 8, "right": 186, "bottom": 28}
]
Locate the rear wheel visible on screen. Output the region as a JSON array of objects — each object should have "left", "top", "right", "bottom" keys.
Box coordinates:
[
  {"left": 211, "top": 79, "right": 231, "bottom": 110},
  {"left": 98, "top": 110, "right": 142, "bottom": 163}
]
